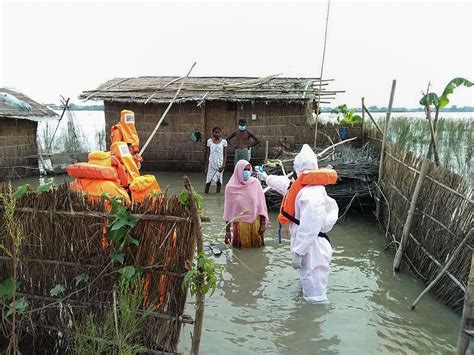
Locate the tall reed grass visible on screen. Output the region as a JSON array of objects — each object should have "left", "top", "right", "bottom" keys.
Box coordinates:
[{"left": 367, "top": 116, "right": 473, "bottom": 179}]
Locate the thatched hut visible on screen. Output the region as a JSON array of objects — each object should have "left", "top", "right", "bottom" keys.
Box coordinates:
[
  {"left": 80, "top": 76, "right": 342, "bottom": 171},
  {"left": 0, "top": 88, "right": 57, "bottom": 179}
]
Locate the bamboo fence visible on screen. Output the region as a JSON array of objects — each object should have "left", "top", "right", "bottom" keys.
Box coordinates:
[
  {"left": 367, "top": 128, "right": 473, "bottom": 312},
  {"left": 0, "top": 184, "right": 198, "bottom": 353}
]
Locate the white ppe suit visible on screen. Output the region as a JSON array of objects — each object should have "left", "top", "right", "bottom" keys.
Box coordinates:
[{"left": 265, "top": 144, "right": 338, "bottom": 304}]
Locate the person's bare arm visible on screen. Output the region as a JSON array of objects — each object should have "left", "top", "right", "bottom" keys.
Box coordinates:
[
  {"left": 205, "top": 146, "right": 210, "bottom": 173},
  {"left": 247, "top": 130, "right": 260, "bottom": 148},
  {"left": 220, "top": 146, "right": 227, "bottom": 172},
  {"left": 259, "top": 216, "right": 266, "bottom": 233},
  {"left": 226, "top": 131, "right": 237, "bottom": 145},
  {"left": 225, "top": 221, "right": 231, "bottom": 244}
]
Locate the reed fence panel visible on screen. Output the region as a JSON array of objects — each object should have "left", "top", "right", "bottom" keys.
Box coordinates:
[{"left": 0, "top": 184, "right": 197, "bottom": 353}]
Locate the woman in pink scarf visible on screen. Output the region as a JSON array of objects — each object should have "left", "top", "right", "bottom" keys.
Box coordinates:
[{"left": 224, "top": 160, "right": 269, "bottom": 248}]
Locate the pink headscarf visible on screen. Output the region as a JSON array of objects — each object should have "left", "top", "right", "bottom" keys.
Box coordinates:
[{"left": 223, "top": 160, "right": 269, "bottom": 226}]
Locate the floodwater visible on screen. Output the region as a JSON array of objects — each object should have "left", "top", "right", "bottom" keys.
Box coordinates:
[
  {"left": 10, "top": 172, "right": 461, "bottom": 354},
  {"left": 155, "top": 172, "right": 461, "bottom": 354}
]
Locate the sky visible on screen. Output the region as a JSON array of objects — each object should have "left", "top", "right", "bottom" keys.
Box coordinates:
[{"left": 1, "top": 0, "right": 473, "bottom": 108}]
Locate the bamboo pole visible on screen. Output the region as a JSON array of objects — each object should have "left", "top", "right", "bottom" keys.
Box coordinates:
[
  {"left": 427, "top": 109, "right": 440, "bottom": 165},
  {"left": 375, "top": 80, "right": 396, "bottom": 220},
  {"left": 313, "top": 0, "right": 331, "bottom": 149},
  {"left": 363, "top": 106, "right": 383, "bottom": 135},
  {"left": 183, "top": 176, "right": 205, "bottom": 355},
  {"left": 407, "top": 233, "right": 466, "bottom": 292},
  {"left": 410, "top": 229, "right": 473, "bottom": 310},
  {"left": 361, "top": 97, "right": 365, "bottom": 145},
  {"left": 393, "top": 101, "right": 434, "bottom": 272},
  {"left": 140, "top": 62, "right": 197, "bottom": 156},
  {"left": 384, "top": 151, "right": 473, "bottom": 205},
  {"left": 457, "top": 251, "right": 474, "bottom": 354},
  {"left": 393, "top": 157, "right": 429, "bottom": 272},
  {"left": 48, "top": 97, "right": 70, "bottom": 152}
]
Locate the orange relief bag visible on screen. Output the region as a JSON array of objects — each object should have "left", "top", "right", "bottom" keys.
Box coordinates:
[
  {"left": 69, "top": 178, "right": 131, "bottom": 205},
  {"left": 88, "top": 151, "right": 112, "bottom": 167},
  {"left": 129, "top": 175, "right": 161, "bottom": 204}
]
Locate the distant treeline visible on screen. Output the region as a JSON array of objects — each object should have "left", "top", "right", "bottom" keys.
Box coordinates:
[{"left": 321, "top": 105, "right": 474, "bottom": 113}]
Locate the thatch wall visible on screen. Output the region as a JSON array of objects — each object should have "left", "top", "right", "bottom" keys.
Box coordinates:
[
  {"left": 104, "top": 100, "right": 363, "bottom": 172},
  {"left": 0, "top": 184, "right": 197, "bottom": 353},
  {"left": 0, "top": 118, "right": 38, "bottom": 179},
  {"left": 367, "top": 130, "right": 473, "bottom": 312}
]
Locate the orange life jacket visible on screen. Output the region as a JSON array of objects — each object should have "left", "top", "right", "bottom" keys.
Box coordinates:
[
  {"left": 67, "top": 162, "right": 120, "bottom": 184},
  {"left": 277, "top": 168, "right": 338, "bottom": 225},
  {"left": 110, "top": 141, "right": 140, "bottom": 184},
  {"left": 110, "top": 110, "right": 140, "bottom": 154}
]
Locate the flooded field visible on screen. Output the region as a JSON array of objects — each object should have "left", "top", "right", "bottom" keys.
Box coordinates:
[{"left": 11, "top": 171, "right": 461, "bottom": 354}]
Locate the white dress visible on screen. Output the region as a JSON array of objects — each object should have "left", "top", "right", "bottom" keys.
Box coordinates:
[{"left": 206, "top": 138, "right": 227, "bottom": 185}]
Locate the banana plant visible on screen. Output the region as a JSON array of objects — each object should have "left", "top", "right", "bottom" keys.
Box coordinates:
[{"left": 419, "top": 77, "right": 473, "bottom": 165}]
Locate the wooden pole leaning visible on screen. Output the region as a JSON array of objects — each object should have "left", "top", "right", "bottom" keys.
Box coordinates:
[
  {"left": 375, "top": 79, "right": 396, "bottom": 220},
  {"left": 457, "top": 248, "right": 474, "bottom": 354},
  {"left": 393, "top": 99, "right": 434, "bottom": 273},
  {"left": 183, "top": 176, "right": 204, "bottom": 355},
  {"left": 140, "top": 62, "right": 197, "bottom": 156},
  {"left": 411, "top": 229, "right": 473, "bottom": 310}
]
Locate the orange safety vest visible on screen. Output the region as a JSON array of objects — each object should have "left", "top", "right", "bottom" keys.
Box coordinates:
[
  {"left": 110, "top": 110, "right": 140, "bottom": 154},
  {"left": 277, "top": 168, "right": 338, "bottom": 225}
]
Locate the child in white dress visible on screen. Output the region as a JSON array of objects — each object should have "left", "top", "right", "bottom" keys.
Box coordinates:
[{"left": 205, "top": 126, "right": 228, "bottom": 193}]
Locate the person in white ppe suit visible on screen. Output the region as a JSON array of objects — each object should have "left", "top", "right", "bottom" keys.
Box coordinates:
[{"left": 257, "top": 144, "right": 339, "bottom": 304}]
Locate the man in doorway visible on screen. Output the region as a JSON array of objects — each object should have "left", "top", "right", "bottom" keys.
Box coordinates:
[{"left": 226, "top": 118, "right": 260, "bottom": 165}]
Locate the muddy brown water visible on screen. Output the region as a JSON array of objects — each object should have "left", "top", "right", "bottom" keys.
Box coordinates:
[{"left": 10, "top": 172, "right": 460, "bottom": 354}]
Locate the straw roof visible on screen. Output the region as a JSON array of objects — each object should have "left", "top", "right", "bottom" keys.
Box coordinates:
[
  {"left": 80, "top": 75, "right": 342, "bottom": 104},
  {"left": 0, "top": 88, "right": 57, "bottom": 121}
]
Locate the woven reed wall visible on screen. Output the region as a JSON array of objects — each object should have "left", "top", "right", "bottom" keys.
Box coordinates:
[
  {"left": 104, "top": 100, "right": 363, "bottom": 172},
  {"left": 367, "top": 129, "right": 473, "bottom": 312},
  {"left": 0, "top": 118, "right": 38, "bottom": 180},
  {"left": 0, "top": 185, "right": 196, "bottom": 353}
]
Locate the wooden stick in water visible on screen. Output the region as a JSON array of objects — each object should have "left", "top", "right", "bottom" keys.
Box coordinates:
[{"left": 183, "top": 176, "right": 204, "bottom": 355}]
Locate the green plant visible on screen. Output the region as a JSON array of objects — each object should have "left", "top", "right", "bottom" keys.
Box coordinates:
[
  {"left": 419, "top": 77, "right": 473, "bottom": 165},
  {"left": 0, "top": 183, "right": 28, "bottom": 353},
  {"left": 179, "top": 188, "right": 203, "bottom": 211},
  {"left": 182, "top": 251, "right": 222, "bottom": 300},
  {"left": 102, "top": 194, "right": 139, "bottom": 251},
  {"left": 331, "top": 104, "right": 363, "bottom": 125},
  {"left": 74, "top": 281, "right": 151, "bottom": 355}
]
